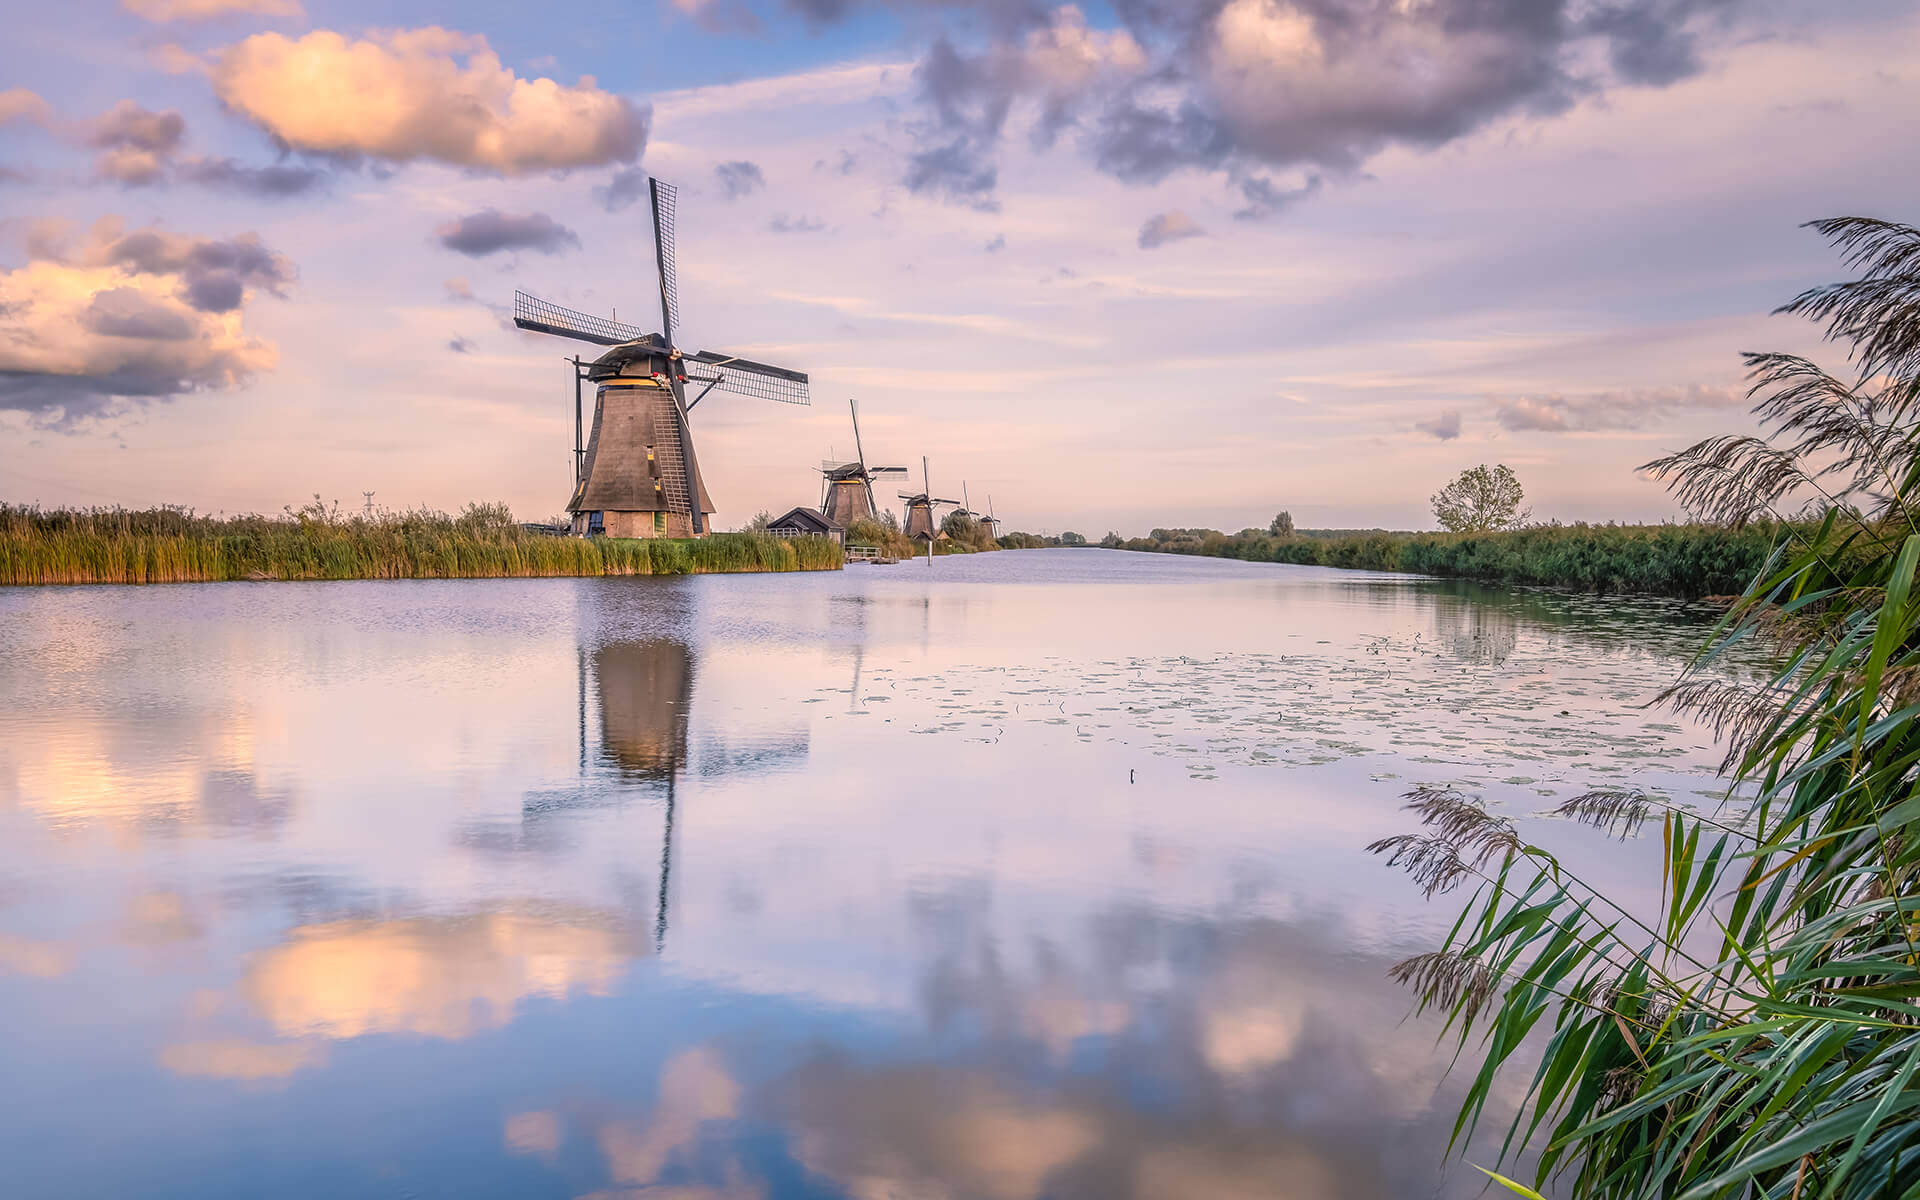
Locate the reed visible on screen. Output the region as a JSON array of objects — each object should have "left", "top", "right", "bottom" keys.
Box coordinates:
[
  {"left": 1377, "top": 218, "right": 1920, "bottom": 1199},
  {"left": 0, "top": 502, "right": 841, "bottom": 585}
]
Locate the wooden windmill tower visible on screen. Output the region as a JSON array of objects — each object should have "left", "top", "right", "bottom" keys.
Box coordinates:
[
  {"left": 514, "top": 178, "right": 810, "bottom": 537},
  {"left": 819, "top": 398, "right": 907, "bottom": 527},
  {"left": 898, "top": 457, "right": 958, "bottom": 543}
]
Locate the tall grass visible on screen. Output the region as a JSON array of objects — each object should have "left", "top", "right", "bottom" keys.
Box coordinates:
[
  {"left": 1122, "top": 522, "right": 1783, "bottom": 600},
  {"left": 0, "top": 501, "right": 841, "bottom": 585},
  {"left": 1375, "top": 218, "right": 1920, "bottom": 1199}
]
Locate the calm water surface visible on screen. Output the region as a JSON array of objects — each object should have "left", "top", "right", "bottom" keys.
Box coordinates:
[{"left": 0, "top": 550, "right": 1735, "bottom": 1198}]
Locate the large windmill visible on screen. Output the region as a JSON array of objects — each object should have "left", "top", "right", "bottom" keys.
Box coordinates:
[
  {"left": 899, "top": 457, "right": 958, "bottom": 543},
  {"left": 514, "top": 177, "right": 810, "bottom": 537},
  {"left": 819, "top": 398, "right": 907, "bottom": 527}
]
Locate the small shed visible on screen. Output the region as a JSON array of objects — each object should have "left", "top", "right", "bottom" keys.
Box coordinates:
[{"left": 766, "top": 506, "right": 845, "bottom": 546}]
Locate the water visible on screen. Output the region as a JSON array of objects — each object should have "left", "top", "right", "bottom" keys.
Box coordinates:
[{"left": 0, "top": 550, "right": 1735, "bottom": 1198}]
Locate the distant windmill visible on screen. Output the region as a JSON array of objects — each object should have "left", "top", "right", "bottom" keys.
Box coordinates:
[
  {"left": 513, "top": 177, "right": 810, "bottom": 537},
  {"left": 820, "top": 398, "right": 908, "bottom": 527},
  {"left": 979, "top": 494, "right": 1001, "bottom": 538},
  {"left": 899, "top": 456, "right": 958, "bottom": 543}
]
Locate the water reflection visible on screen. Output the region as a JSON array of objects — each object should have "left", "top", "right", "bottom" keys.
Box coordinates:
[
  {"left": 597, "top": 640, "right": 696, "bottom": 782},
  {"left": 0, "top": 554, "right": 1725, "bottom": 1198}
]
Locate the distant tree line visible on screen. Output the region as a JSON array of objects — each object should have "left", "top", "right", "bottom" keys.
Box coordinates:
[{"left": 1106, "top": 521, "right": 1783, "bottom": 599}]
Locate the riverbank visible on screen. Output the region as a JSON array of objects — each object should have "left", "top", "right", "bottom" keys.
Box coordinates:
[
  {"left": 1, "top": 503, "right": 842, "bottom": 585},
  {"left": 1118, "top": 521, "right": 1781, "bottom": 599}
]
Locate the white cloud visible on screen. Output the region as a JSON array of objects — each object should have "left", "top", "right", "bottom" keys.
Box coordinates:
[
  {"left": 0, "top": 88, "right": 51, "bottom": 126},
  {"left": 124, "top": 0, "right": 303, "bottom": 19},
  {"left": 0, "top": 218, "right": 291, "bottom": 422},
  {"left": 208, "top": 28, "right": 649, "bottom": 174}
]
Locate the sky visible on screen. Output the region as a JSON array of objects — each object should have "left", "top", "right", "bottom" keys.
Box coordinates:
[{"left": 1, "top": 0, "right": 1916, "bottom": 535}]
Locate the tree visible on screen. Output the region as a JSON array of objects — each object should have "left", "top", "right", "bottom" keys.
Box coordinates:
[
  {"left": 1269, "top": 510, "right": 1295, "bottom": 536},
  {"left": 744, "top": 509, "right": 773, "bottom": 532},
  {"left": 1430, "top": 464, "right": 1528, "bottom": 532},
  {"left": 1059, "top": 531, "right": 1088, "bottom": 546},
  {"left": 1379, "top": 218, "right": 1920, "bottom": 1200},
  {"left": 1099, "top": 531, "right": 1123, "bottom": 549}
]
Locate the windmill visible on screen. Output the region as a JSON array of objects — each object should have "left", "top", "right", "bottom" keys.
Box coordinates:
[
  {"left": 819, "top": 398, "right": 908, "bottom": 527},
  {"left": 513, "top": 177, "right": 810, "bottom": 537},
  {"left": 978, "top": 494, "right": 1001, "bottom": 539},
  {"left": 899, "top": 456, "right": 958, "bottom": 543}
]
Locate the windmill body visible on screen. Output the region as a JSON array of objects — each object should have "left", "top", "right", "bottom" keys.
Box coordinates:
[{"left": 513, "top": 178, "right": 809, "bottom": 538}]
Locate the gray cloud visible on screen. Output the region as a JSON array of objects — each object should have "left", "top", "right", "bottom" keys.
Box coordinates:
[
  {"left": 178, "top": 156, "right": 331, "bottom": 197},
  {"left": 435, "top": 209, "right": 580, "bottom": 257},
  {"left": 1233, "top": 171, "right": 1322, "bottom": 220},
  {"left": 984, "top": 233, "right": 1006, "bottom": 252},
  {"left": 768, "top": 213, "right": 827, "bottom": 234},
  {"left": 715, "top": 159, "right": 765, "bottom": 198},
  {"left": 87, "top": 101, "right": 188, "bottom": 185},
  {"left": 594, "top": 166, "right": 649, "bottom": 213},
  {"left": 87, "top": 226, "right": 297, "bottom": 305},
  {"left": 1493, "top": 385, "right": 1739, "bottom": 433},
  {"left": 904, "top": 138, "right": 999, "bottom": 208},
  {"left": 1137, "top": 210, "right": 1204, "bottom": 250},
  {"left": 883, "top": 0, "right": 1737, "bottom": 207},
  {"left": 1415, "top": 410, "right": 1462, "bottom": 441},
  {"left": 448, "top": 336, "right": 474, "bottom": 353}
]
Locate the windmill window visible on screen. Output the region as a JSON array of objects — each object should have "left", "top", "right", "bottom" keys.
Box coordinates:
[
  {"left": 587, "top": 511, "right": 605, "bottom": 536},
  {"left": 654, "top": 512, "right": 666, "bottom": 536}
]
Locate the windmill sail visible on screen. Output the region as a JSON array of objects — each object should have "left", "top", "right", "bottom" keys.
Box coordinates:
[
  {"left": 514, "top": 292, "right": 650, "bottom": 346},
  {"left": 650, "top": 178, "right": 680, "bottom": 342}
]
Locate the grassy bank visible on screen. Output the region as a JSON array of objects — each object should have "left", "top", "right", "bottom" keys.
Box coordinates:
[
  {"left": 1118, "top": 522, "right": 1783, "bottom": 599},
  {"left": 1, "top": 503, "right": 842, "bottom": 586}
]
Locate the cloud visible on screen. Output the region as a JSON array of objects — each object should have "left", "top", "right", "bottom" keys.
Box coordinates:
[
  {"left": 904, "top": 139, "right": 999, "bottom": 208},
  {"left": 714, "top": 159, "right": 764, "bottom": 199},
  {"left": 0, "top": 88, "right": 52, "bottom": 126},
  {"left": 241, "top": 909, "right": 637, "bottom": 1040},
  {"left": 1415, "top": 409, "right": 1462, "bottom": 440},
  {"left": 768, "top": 213, "right": 826, "bottom": 234},
  {"left": 1137, "top": 210, "right": 1204, "bottom": 249},
  {"left": 0, "top": 218, "right": 291, "bottom": 422},
  {"left": 594, "top": 166, "right": 649, "bottom": 213},
  {"left": 1492, "top": 385, "right": 1739, "bottom": 433},
  {"left": 448, "top": 336, "right": 474, "bottom": 353},
  {"left": 1233, "top": 171, "right": 1322, "bottom": 220},
  {"left": 0, "top": 933, "right": 70, "bottom": 977},
  {"left": 209, "top": 28, "right": 649, "bottom": 174},
  {"left": 125, "top": 0, "right": 304, "bottom": 19},
  {"left": 436, "top": 209, "right": 580, "bottom": 257},
  {"left": 882, "top": 0, "right": 1736, "bottom": 206},
  {"left": 84, "top": 101, "right": 187, "bottom": 186},
  {"left": 177, "top": 156, "right": 330, "bottom": 197},
  {"left": 159, "top": 1039, "right": 325, "bottom": 1081},
  {"left": 907, "top": 8, "right": 1147, "bottom": 202},
  {"left": 984, "top": 233, "right": 1006, "bottom": 252}
]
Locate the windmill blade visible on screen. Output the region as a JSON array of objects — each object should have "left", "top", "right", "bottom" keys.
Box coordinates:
[
  {"left": 649, "top": 178, "right": 680, "bottom": 344},
  {"left": 849, "top": 398, "right": 868, "bottom": 476},
  {"left": 685, "top": 350, "right": 810, "bottom": 405},
  {"left": 514, "top": 291, "right": 651, "bottom": 346},
  {"left": 870, "top": 466, "right": 909, "bottom": 477},
  {"left": 932, "top": 497, "right": 961, "bottom": 506}
]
